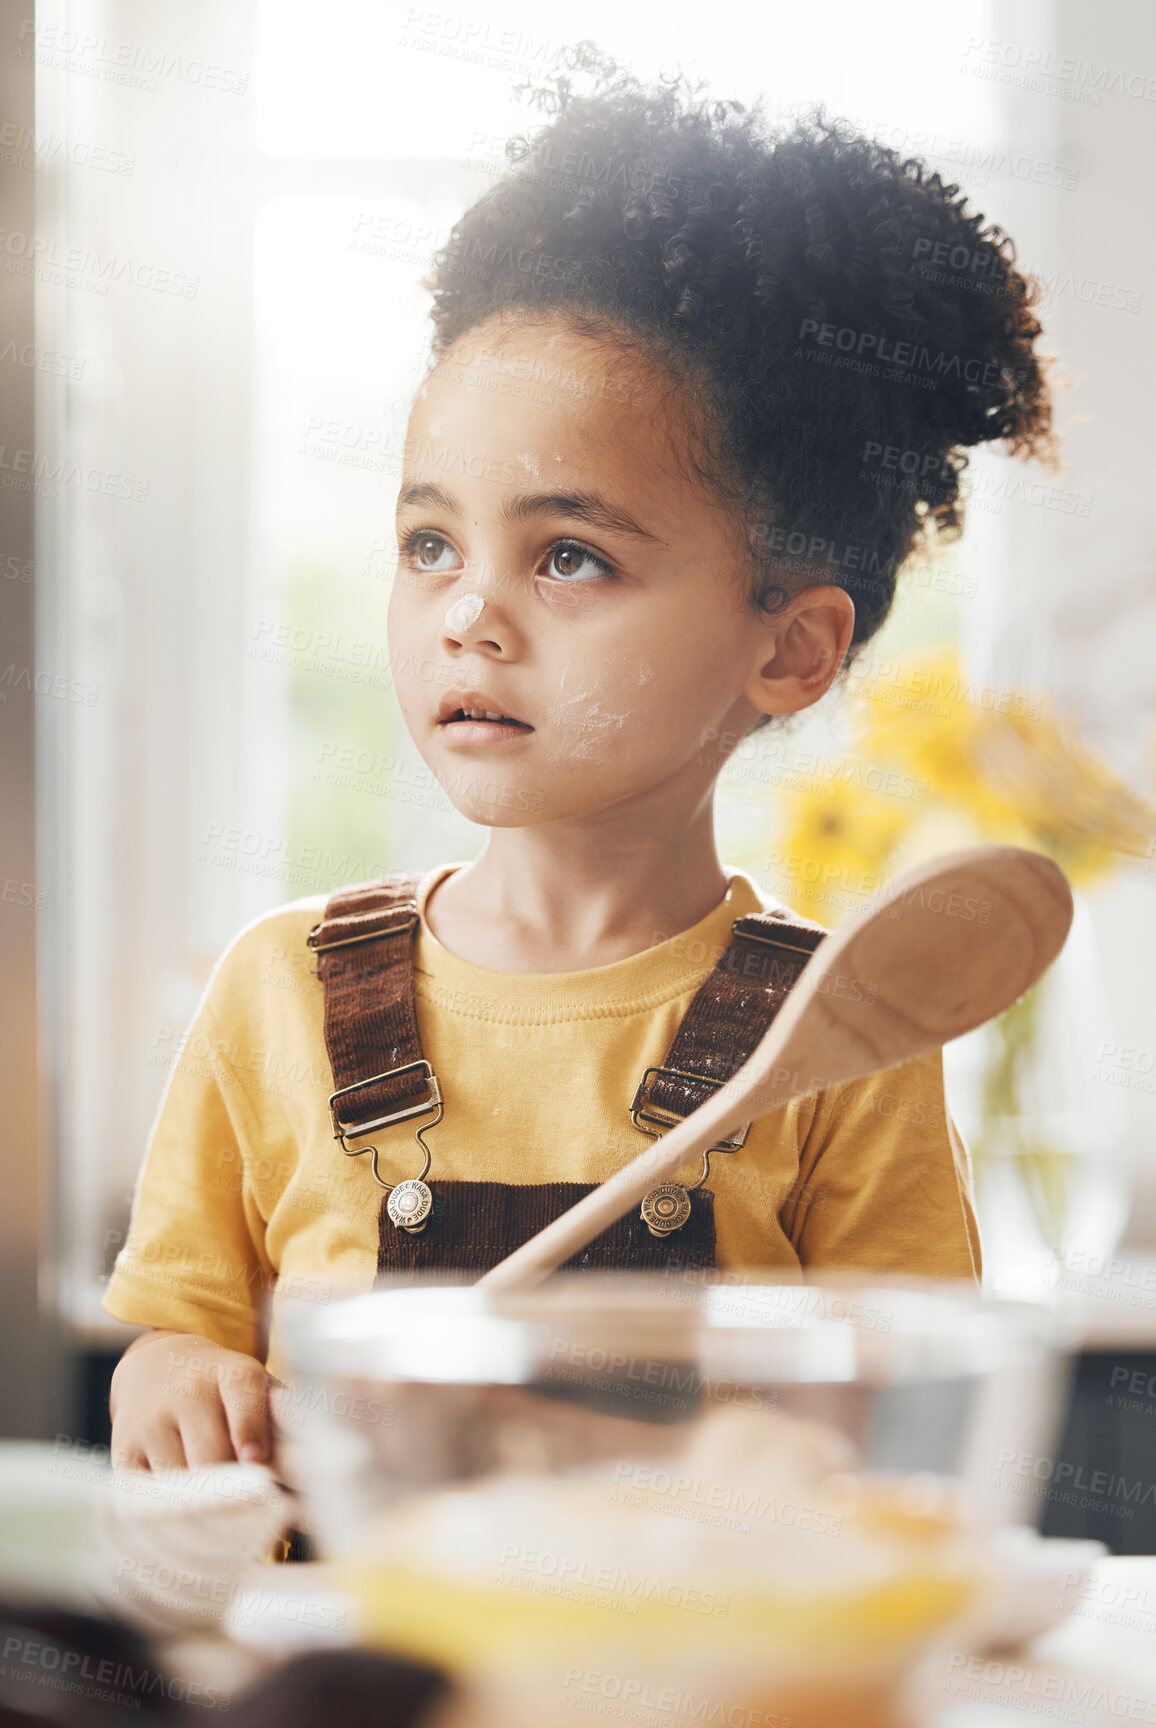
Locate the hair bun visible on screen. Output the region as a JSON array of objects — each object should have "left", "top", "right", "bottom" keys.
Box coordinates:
[{"left": 430, "top": 46, "right": 1055, "bottom": 653}]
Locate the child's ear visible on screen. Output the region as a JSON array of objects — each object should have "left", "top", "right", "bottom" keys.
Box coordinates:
[{"left": 744, "top": 585, "right": 857, "bottom": 719}]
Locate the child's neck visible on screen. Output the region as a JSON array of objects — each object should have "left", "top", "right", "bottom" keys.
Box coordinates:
[{"left": 423, "top": 822, "right": 731, "bottom": 975}]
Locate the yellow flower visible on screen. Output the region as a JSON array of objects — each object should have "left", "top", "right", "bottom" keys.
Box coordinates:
[
  {"left": 969, "top": 705, "right": 1155, "bottom": 888},
  {"left": 770, "top": 648, "right": 1156, "bottom": 923},
  {"left": 776, "top": 774, "right": 911, "bottom": 924},
  {"left": 857, "top": 652, "right": 1027, "bottom": 838}
]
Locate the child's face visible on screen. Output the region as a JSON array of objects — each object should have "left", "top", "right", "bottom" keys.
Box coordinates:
[{"left": 388, "top": 314, "right": 804, "bottom": 828}]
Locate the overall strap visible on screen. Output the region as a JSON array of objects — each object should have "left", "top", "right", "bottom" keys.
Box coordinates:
[
  {"left": 306, "top": 872, "right": 435, "bottom": 1148},
  {"left": 309, "top": 877, "right": 825, "bottom": 1162},
  {"left": 630, "top": 907, "right": 827, "bottom": 1152}
]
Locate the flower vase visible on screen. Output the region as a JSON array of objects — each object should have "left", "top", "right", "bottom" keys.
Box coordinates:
[{"left": 942, "top": 894, "right": 1131, "bottom": 1296}]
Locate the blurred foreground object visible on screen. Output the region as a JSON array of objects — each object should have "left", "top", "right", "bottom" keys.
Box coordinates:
[
  {"left": 0, "top": 1445, "right": 289, "bottom": 1629},
  {"left": 281, "top": 1275, "right": 1077, "bottom": 1728}
]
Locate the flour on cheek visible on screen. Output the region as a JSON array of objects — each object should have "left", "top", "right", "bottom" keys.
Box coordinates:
[
  {"left": 556, "top": 699, "right": 631, "bottom": 761},
  {"left": 543, "top": 663, "right": 634, "bottom": 762}
]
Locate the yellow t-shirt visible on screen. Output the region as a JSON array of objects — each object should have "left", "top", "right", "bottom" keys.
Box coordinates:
[{"left": 101, "top": 863, "right": 981, "bottom": 1383}]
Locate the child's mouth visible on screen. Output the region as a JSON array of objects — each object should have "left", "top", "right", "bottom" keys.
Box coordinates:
[
  {"left": 436, "top": 689, "right": 535, "bottom": 744},
  {"left": 438, "top": 708, "right": 535, "bottom": 743},
  {"left": 442, "top": 709, "right": 531, "bottom": 727}
]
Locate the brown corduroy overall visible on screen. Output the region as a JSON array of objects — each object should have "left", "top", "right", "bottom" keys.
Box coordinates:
[{"left": 306, "top": 872, "right": 826, "bottom": 1280}]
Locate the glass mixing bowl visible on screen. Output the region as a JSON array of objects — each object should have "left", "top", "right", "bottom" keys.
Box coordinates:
[{"left": 278, "top": 1274, "right": 1072, "bottom": 1728}]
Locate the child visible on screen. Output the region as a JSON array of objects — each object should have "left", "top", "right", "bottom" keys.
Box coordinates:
[{"left": 104, "top": 47, "right": 1053, "bottom": 1472}]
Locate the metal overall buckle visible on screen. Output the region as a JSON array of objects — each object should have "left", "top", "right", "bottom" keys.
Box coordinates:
[
  {"left": 326, "top": 1061, "right": 442, "bottom": 1232},
  {"left": 306, "top": 907, "right": 419, "bottom": 956},
  {"left": 629, "top": 1065, "right": 751, "bottom": 1237}
]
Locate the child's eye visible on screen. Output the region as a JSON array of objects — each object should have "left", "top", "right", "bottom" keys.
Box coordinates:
[
  {"left": 543, "top": 539, "right": 617, "bottom": 583},
  {"left": 399, "top": 529, "right": 460, "bottom": 573},
  {"left": 398, "top": 529, "right": 615, "bottom": 584}
]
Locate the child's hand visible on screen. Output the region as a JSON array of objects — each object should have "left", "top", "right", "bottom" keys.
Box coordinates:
[{"left": 109, "top": 1328, "right": 272, "bottom": 1472}]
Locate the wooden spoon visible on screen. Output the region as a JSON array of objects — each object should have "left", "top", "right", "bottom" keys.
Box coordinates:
[{"left": 478, "top": 845, "right": 1072, "bottom": 1294}]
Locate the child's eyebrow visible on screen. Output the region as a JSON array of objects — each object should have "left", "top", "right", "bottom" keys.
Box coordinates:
[{"left": 397, "top": 481, "right": 663, "bottom": 544}]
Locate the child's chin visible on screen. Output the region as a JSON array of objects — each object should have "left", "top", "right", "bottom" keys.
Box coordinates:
[{"left": 443, "top": 790, "right": 548, "bottom": 828}]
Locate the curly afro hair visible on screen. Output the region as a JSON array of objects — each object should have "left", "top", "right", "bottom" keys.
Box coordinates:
[{"left": 426, "top": 43, "right": 1055, "bottom": 718}]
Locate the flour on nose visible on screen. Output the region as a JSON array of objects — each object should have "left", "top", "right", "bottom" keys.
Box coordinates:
[{"left": 445, "top": 593, "right": 485, "bottom": 635}]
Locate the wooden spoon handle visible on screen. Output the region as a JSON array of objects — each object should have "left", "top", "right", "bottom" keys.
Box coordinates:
[
  {"left": 479, "top": 1079, "right": 761, "bottom": 1292},
  {"left": 479, "top": 1022, "right": 845, "bottom": 1291},
  {"left": 478, "top": 846, "right": 1073, "bottom": 1295}
]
